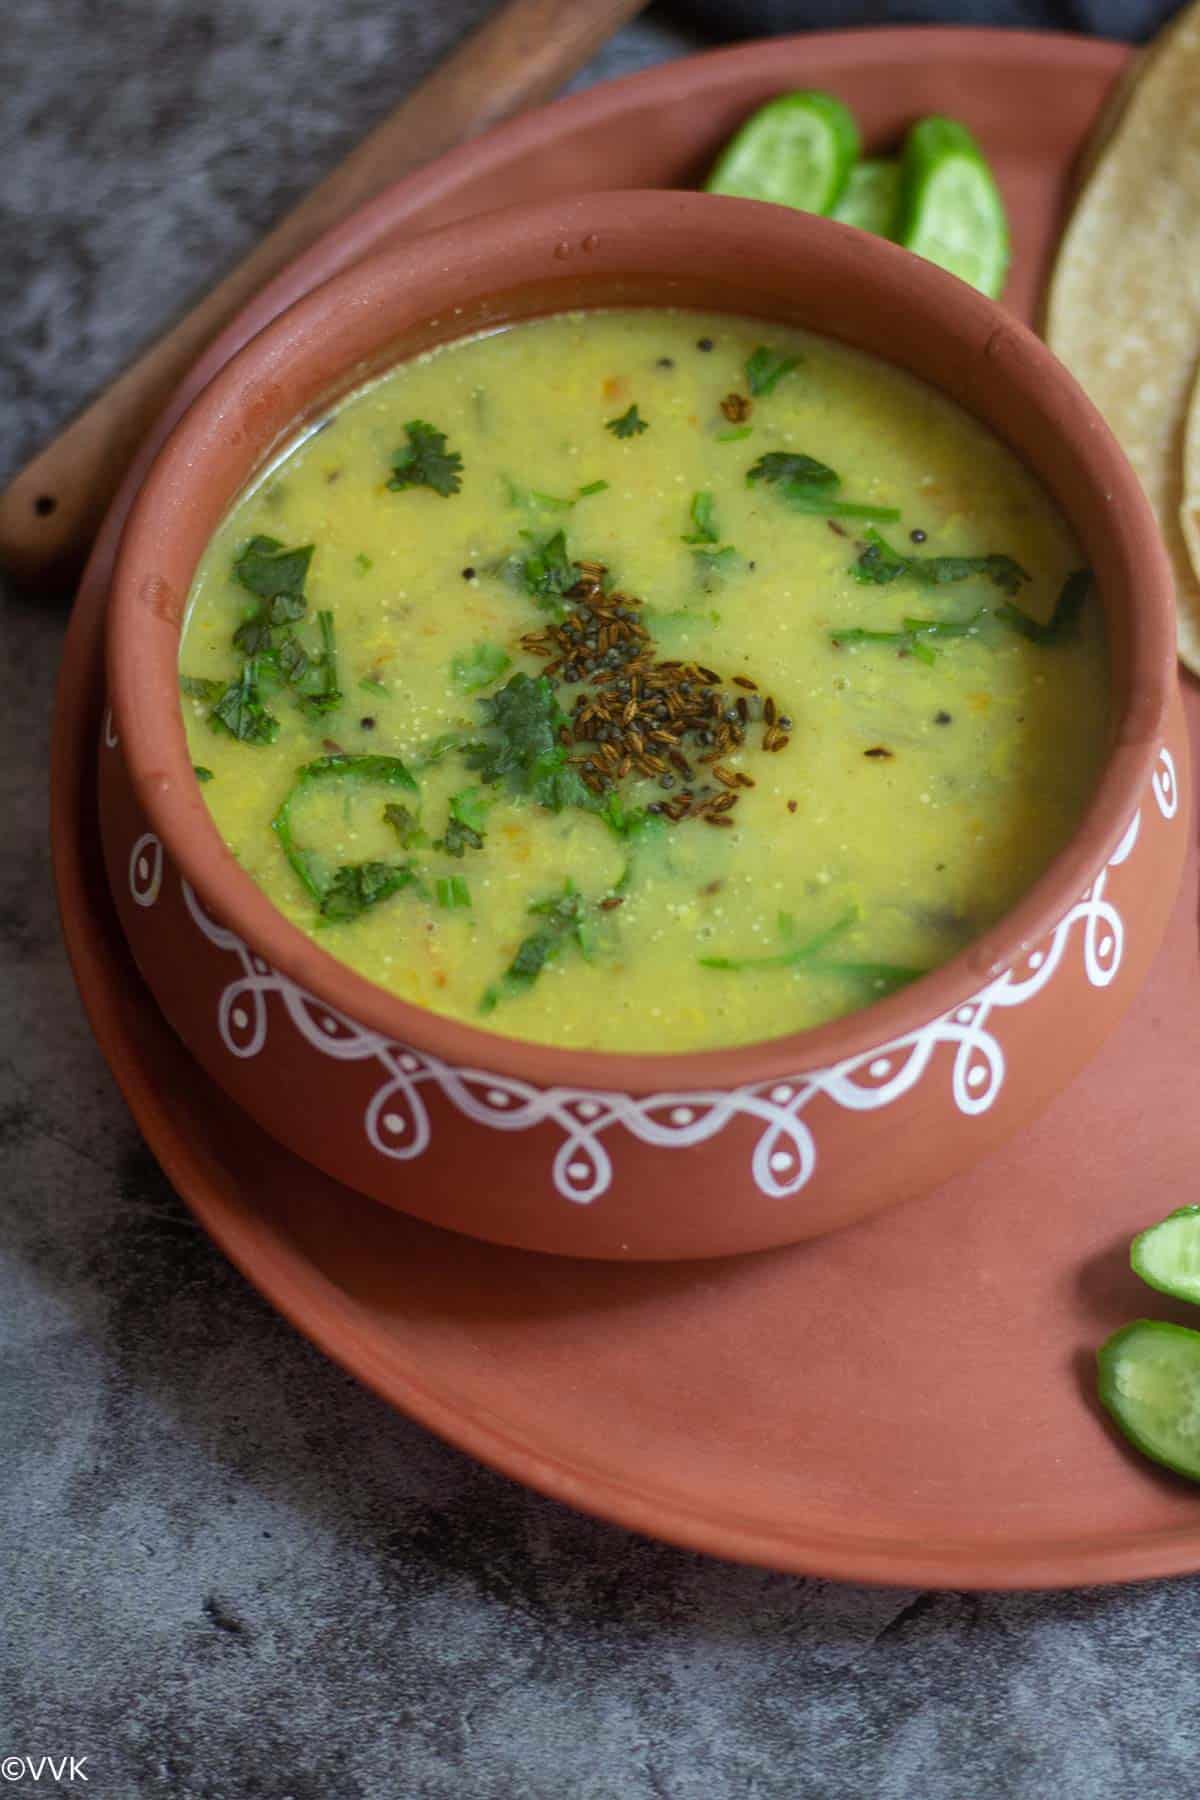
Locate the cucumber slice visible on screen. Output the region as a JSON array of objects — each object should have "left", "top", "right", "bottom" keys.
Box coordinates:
[
  {"left": 1098, "top": 1319, "right": 1200, "bottom": 1482},
  {"left": 898, "top": 116, "right": 1010, "bottom": 299},
  {"left": 1131, "top": 1205, "right": 1200, "bottom": 1304},
  {"left": 705, "top": 91, "right": 860, "bottom": 214},
  {"left": 832, "top": 158, "right": 902, "bottom": 238}
]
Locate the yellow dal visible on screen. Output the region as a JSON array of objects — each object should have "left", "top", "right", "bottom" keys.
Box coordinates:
[{"left": 180, "top": 310, "right": 1108, "bottom": 1052}]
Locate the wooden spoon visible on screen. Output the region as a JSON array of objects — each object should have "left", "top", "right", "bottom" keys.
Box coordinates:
[{"left": 0, "top": 0, "right": 645, "bottom": 585}]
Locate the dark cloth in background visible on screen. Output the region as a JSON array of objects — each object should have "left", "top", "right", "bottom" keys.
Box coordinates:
[{"left": 675, "top": 0, "right": 1175, "bottom": 42}]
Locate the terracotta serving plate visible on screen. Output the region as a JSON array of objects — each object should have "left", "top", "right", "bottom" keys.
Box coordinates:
[{"left": 53, "top": 29, "right": 1200, "bottom": 1585}]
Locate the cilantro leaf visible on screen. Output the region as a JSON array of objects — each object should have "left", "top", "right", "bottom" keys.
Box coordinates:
[
  {"left": 701, "top": 905, "right": 859, "bottom": 971},
  {"left": 387, "top": 420, "right": 463, "bottom": 497},
  {"left": 272, "top": 754, "right": 418, "bottom": 908},
  {"left": 518, "top": 529, "right": 576, "bottom": 614},
  {"left": 452, "top": 642, "right": 512, "bottom": 693},
  {"left": 747, "top": 451, "right": 838, "bottom": 488},
  {"left": 693, "top": 546, "right": 742, "bottom": 590},
  {"left": 233, "top": 536, "right": 314, "bottom": 603},
  {"left": 295, "top": 611, "right": 342, "bottom": 718},
  {"left": 598, "top": 791, "right": 658, "bottom": 840},
  {"left": 853, "top": 529, "right": 1030, "bottom": 596},
  {"left": 480, "top": 882, "right": 592, "bottom": 1011},
  {"left": 503, "top": 475, "right": 574, "bottom": 512},
  {"left": 222, "top": 537, "right": 342, "bottom": 727},
  {"left": 747, "top": 454, "right": 897, "bottom": 519},
  {"left": 783, "top": 487, "right": 901, "bottom": 521},
  {"left": 232, "top": 615, "right": 275, "bottom": 657},
  {"left": 274, "top": 630, "right": 310, "bottom": 686},
  {"left": 193, "top": 766, "right": 214, "bottom": 783},
  {"left": 412, "top": 729, "right": 486, "bottom": 770},
  {"left": 382, "top": 802, "right": 426, "bottom": 850},
  {"left": 745, "top": 346, "right": 800, "bottom": 397},
  {"left": 437, "top": 786, "right": 491, "bottom": 856},
  {"left": 815, "top": 961, "right": 926, "bottom": 996},
  {"left": 435, "top": 874, "right": 472, "bottom": 909},
  {"left": 682, "top": 491, "right": 721, "bottom": 545},
  {"left": 210, "top": 660, "right": 279, "bottom": 745},
  {"left": 180, "top": 675, "right": 225, "bottom": 704},
  {"left": 606, "top": 404, "right": 649, "bottom": 439},
  {"left": 465, "top": 671, "right": 588, "bottom": 812},
  {"left": 320, "top": 861, "right": 418, "bottom": 922},
  {"left": 467, "top": 672, "right": 564, "bottom": 786},
  {"left": 830, "top": 607, "right": 989, "bottom": 665},
  {"left": 997, "top": 569, "right": 1090, "bottom": 644}
]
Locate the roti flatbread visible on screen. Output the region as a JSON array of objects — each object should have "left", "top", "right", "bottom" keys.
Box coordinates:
[{"left": 1045, "top": 0, "right": 1200, "bottom": 672}]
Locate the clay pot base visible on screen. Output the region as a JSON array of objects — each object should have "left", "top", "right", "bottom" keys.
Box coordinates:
[{"left": 56, "top": 31, "right": 1200, "bottom": 1585}]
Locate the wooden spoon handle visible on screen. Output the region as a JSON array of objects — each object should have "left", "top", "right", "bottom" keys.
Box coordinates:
[{"left": 1, "top": 0, "right": 645, "bottom": 584}]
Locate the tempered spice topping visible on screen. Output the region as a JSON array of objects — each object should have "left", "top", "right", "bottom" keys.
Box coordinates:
[
  {"left": 720, "top": 393, "right": 753, "bottom": 423},
  {"left": 518, "top": 559, "right": 790, "bottom": 825}
]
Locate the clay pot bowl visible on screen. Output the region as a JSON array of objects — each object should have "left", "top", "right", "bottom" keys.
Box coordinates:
[{"left": 100, "top": 191, "right": 1186, "bottom": 1260}]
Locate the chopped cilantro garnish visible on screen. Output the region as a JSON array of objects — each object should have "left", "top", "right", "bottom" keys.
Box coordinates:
[
  {"left": 785, "top": 490, "right": 901, "bottom": 521},
  {"left": 413, "top": 728, "right": 485, "bottom": 770},
  {"left": 232, "top": 535, "right": 314, "bottom": 603},
  {"left": 703, "top": 900, "right": 925, "bottom": 989},
  {"left": 193, "top": 765, "right": 214, "bottom": 783},
  {"left": 382, "top": 802, "right": 425, "bottom": 850},
  {"left": 716, "top": 426, "right": 753, "bottom": 443},
  {"left": 353, "top": 552, "right": 373, "bottom": 574},
  {"left": 830, "top": 608, "right": 989, "bottom": 666},
  {"left": 387, "top": 420, "right": 463, "bottom": 497},
  {"left": 747, "top": 451, "right": 838, "bottom": 488},
  {"left": 700, "top": 905, "right": 859, "bottom": 971},
  {"left": 682, "top": 491, "right": 721, "bottom": 545},
  {"left": 435, "top": 874, "right": 472, "bottom": 910},
  {"left": 747, "top": 452, "right": 897, "bottom": 520},
  {"left": 817, "top": 961, "right": 926, "bottom": 996},
  {"left": 518, "top": 528, "right": 576, "bottom": 614},
  {"left": 693, "top": 546, "right": 742, "bottom": 590},
  {"left": 503, "top": 475, "right": 574, "bottom": 512},
  {"left": 180, "top": 675, "right": 225, "bottom": 704},
  {"left": 598, "top": 790, "right": 657, "bottom": 840},
  {"left": 465, "top": 672, "right": 589, "bottom": 811},
  {"left": 231, "top": 614, "right": 275, "bottom": 657},
  {"left": 210, "top": 659, "right": 279, "bottom": 745},
  {"left": 853, "top": 529, "right": 1030, "bottom": 595},
  {"left": 437, "top": 786, "right": 491, "bottom": 856},
  {"left": 504, "top": 477, "right": 610, "bottom": 508},
  {"left": 232, "top": 569, "right": 307, "bottom": 655},
  {"left": 219, "top": 536, "right": 344, "bottom": 728},
  {"left": 480, "top": 882, "right": 592, "bottom": 1012},
  {"left": 320, "top": 861, "right": 419, "bottom": 923},
  {"left": 359, "top": 676, "right": 388, "bottom": 696},
  {"left": 606, "top": 404, "right": 648, "bottom": 439},
  {"left": 997, "top": 569, "right": 1090, "bottom": 643},
  {"left": 296, "top": 610, "right": 342, "bottom": 718},
  {"left": 272, "top": 754, "right": 418, "bottom": 910},
  {"left": 273, "top": 629, "right": 309, "bottom": 686},
  {"left": 451, "top": 642, "right": 512, "bottom": 693},
  {"left": 745, "top": 346, "right": 800, "bottom": 397}
]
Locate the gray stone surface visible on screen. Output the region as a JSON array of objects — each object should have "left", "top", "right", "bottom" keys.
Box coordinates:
[{"left": 3, "top": 4, "right": 1200, "bottom": 1796}]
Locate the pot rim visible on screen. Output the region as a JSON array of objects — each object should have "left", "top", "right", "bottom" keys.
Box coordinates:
[{"left": 107, "top": 189, "right": 1176, "bottom": 1094}]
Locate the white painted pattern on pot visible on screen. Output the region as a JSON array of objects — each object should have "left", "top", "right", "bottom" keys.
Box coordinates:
[
  {"left": 128, "top": 833, "right": 163, "bottom": 908},
  {"left": 126, "top": 748, "right": 1177, "bottom": 1206}
]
